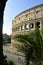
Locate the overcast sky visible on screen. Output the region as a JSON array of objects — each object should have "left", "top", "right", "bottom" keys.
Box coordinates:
[{"left": 3, "top": 0, "right": 43, "bottom": 35}]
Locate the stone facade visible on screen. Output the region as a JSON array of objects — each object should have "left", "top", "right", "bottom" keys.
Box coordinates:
[
  {"left": 11, "top": 4, "right": 43, "bottom": 50},
  {"left": 11, "top": 4, "right": 43, "bottom": 65}
]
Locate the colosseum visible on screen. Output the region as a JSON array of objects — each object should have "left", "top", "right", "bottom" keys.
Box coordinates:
[
  {"left": 11, "top": 4, "right": 43, "bottom": 49},
  {"left": 11, "top": 4, "right": 43, "bottom": 65}
]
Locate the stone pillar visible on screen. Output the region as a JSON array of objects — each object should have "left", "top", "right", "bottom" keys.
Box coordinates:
[
  {"left": 34, "top": 22, "right": 36, "bottom": 30},
  {"left": 28, "top": 23, "right": 30, "bottom": 30},
  {"left": 24, "top": 23, "right": 29, "bottom": 30},
  {"left": 40, "top": 20, "right": 42, "bottom": 29}
]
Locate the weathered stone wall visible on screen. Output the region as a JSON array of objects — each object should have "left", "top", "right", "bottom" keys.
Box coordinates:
[{"left": 11, "top": 4, "right": 43, "bottom": 50}]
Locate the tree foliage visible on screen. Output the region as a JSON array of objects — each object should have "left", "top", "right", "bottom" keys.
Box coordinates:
[{"left": 14, "top": 25, "right": 43, "bottom": 65}]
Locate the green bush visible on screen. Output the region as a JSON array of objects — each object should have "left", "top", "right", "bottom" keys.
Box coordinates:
[
  {"left": 8, "top": 60, "right": 15, "bottom": 65},
  {"left": 4, "top": 60, "right": 15, "bottom": 65}
]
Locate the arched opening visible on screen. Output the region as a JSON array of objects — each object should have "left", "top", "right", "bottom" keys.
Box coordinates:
[
  {"left": 30, "top": 23, "right": 34, "bottom": 29},
  {"left": 25, "top": 24, "right": 29, "bottom": 30},
  {"left": 21, "top": 25, "right": 24, "bottom": 30},
  {"left": 36, "top": 22, "right": 40, "bottom": 28}
]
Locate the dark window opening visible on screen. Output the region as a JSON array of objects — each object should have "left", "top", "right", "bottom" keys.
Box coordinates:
[
  {"left": 26, "top": 14, "right": 28, "bottom": 17},
  {"left": 36, "top": 22, "right": 40, "bottom": 28},
  {"left": 19, "top": 18, "right": 20, "bottom": 20},
  {"left": 16, "top": 27, "right": 17, "bottom": 31},
  {"left": 36, "top": 10, "right": 40, "bottom": 14}
]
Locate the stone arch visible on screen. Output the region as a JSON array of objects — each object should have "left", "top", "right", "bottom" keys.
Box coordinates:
[
  {"left": 24, "top": 24, "right": 29, "bottom": 30},
  {"left": 21, "top": 25, "right": 24, "bottom": 30},
  {"left": 30, "top": 23, "right": 34, "bottom": 29}
]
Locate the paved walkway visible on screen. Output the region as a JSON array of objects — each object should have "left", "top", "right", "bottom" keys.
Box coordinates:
[{"left": 3, "top": 45, "right": 25, "bottom": 65}]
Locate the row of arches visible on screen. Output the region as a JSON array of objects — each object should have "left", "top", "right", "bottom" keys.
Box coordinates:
[{"left": 13, "top": 22, "right": 40, "bottom": 32}]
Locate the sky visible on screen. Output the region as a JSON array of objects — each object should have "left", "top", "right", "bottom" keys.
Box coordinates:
[{"left": 3, "top": 0, "right": 43, "bottom": 35}]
